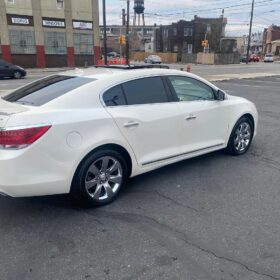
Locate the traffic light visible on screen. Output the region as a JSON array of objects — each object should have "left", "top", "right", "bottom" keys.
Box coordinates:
[
  {"left": 119, "top": 35, "right": 126, "bottom": 45},
  {"left": 201, "top": 40, "right": 209, "bottom": 47}
]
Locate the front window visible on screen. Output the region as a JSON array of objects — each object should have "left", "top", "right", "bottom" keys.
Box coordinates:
[
  {"left": 187, "top": 44, "right": 193, "bottom": 54},
  {"left": 168, "top": 76, "right": 215, "bottom": 102},
  {"left": 184, "top": 27, "right": 193, "bottom": 37},
  {"left": 3, "top": 75, "right": 95, "bottom": 106},
  {"left": 163, "top": 29, "right": 169, "bottom": 38},
  {"left": 44, "top": 32, "right": 67, "bottom": 54},
  {"left": 9, "top": 30, "right": 36, "bottom": 54},
  {"left": 57, "top": 0, "right": 64, "bottom": 9}
]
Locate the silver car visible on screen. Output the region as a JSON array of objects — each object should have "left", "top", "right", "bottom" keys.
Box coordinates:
[
  {"left": 144, "top": 55, "right": 162, "bottom": 64},
  {"left": 264, "top": 54, "right": 274, "bottom": 63}
]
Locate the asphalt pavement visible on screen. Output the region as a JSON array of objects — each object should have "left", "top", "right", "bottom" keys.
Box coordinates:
[
  {"left": 0, "top": 74, "right": 280, "bottom": 280},
  {"left": 0, "top": 62, "right": 279, "bottom": 95}
]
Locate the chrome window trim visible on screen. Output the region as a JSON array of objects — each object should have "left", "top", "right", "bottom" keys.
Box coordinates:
[{"left": 99, "top": 73, "right": 223, "bottom": 108}]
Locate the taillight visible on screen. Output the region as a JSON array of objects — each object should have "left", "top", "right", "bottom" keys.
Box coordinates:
[{"left": 0, "top": 125, "right": 51, "bottom": 149}]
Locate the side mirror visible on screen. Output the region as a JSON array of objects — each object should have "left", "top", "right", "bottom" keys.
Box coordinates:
[{"left": 216, "top": 89, "right": 225, "bottom": 101}]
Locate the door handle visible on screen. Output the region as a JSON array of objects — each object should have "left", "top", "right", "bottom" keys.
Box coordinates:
[
  {"left": 123, "top": 121, "right": 140, "bottom": 128},
  {"left": 185, "top": 115, "right": 197, "bottom": 121}
]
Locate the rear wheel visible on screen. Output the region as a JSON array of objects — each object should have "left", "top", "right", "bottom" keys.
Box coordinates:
[
  {"left": 71, "top": 149, "right": 128, "bottom": 206},
  {"left": 13, "top": 71, "right": 22, "bottom": 79},
  {"left": 226, "top": 116, "right": 254, "bottom": 155}
]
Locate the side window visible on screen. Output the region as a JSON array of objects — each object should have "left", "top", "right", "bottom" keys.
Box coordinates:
[
  {"left": 168, "top": 76, "right": 215, "bottom": 102},
  {"left": 122, "top": 77, "right": 169, "bottom": 105},
  {"left": 103, "top": 85, "right": 126, "bottom": 107}
]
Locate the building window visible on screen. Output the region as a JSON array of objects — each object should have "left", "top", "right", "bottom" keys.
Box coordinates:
[
  {"left": 174, "top": 45, "right": 178, "bottom": 52},
  {"left": 5, "top": 0, "right": 15, "bottom": 4},
  {"left": 9, "top": 30, "right": 36, "bottom": 54},
  {"left": 73, "top": 33, "right": 93, "bottom": 55},
  {"left": 163, "top": 29, "right": 169, "bottom": 38},
  {"left": 44, "top": 32, "right": 67, "bottom": 55},
  {"left": 187, "top": 44, "right": 193, "bottom": 54},
  {"left": 173, "top": 28, "right": 177, "bottom": 36},
  {"left": 184, "top": 27, "right": 193, "bottom": 37},
  {"left": 57, "top": 0, "right": 64, "bottom": 9}
]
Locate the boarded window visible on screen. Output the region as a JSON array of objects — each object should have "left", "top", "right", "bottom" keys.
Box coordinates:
[
  {"left": 73, "top": 33, "right": 93, "bottom": 55},
  {"left": 9, "top": 30, "right": 36, "bottom": 54}
]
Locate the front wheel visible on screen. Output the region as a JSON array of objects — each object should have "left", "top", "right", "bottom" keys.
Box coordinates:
[
  {"left": 71, "top": 149, "right": 128, "bottom": 207},
  {"left": 13, "top": 71, "right": 22, "bottom": 79},
  {"left": 226, "top": 117, "right": 254, "bottom": 155}
]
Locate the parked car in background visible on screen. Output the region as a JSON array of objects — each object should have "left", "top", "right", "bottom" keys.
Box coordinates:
[
  {"left": 0, "top": 66, "right": 258, "bottom": 206},
  {"left": 250, "top": 54, "right": 260, "bottom": 62},
  {"left": 264, "top": 54, "right": 274, "bottom": 63},
  {"left": 144, "top": 55, "right": 162, "bottom": 64},
  {"left": 240, "top": 54, "right": 259, "bottom": 63},
  {"left": 0, "top": 60, "right": 26, "bottom": 79},
  {"left": 107, "top": 52, "right": 120, "bottom": 59}
]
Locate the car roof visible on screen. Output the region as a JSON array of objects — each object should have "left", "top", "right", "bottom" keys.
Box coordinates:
[{"left": 60, "top": 67, "right": 186, "bottom": 80}]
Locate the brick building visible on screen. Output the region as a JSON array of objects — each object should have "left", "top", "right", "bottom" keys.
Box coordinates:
[
  {"left": 263, "top": 25, "right": 280, "bottom": 54},
  {"left": 0, "top": 0, "right": 100, "bottom": 68},
  {"left": 156, "top": 15, "right": 227, "bottom": 61}
]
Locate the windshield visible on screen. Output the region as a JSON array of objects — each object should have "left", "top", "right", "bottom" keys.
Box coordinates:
[{"left": 3, "top": 75, "right": 95, "bottom": 106}]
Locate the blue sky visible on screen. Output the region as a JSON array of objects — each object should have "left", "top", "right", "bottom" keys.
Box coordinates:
[{"left": 99, "top": 0, "right": 280, "bottom": 36}]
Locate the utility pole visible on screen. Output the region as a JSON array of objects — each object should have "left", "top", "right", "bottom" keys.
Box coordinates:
[
  {"left": 126, "top": 0, "right": 130, "bottom": 65},
  {"left": 102, "top": 0, "right": 108, "bottom": 65},
  {"left": 246, "top": 0, "right": 255, "bottom": 64}
]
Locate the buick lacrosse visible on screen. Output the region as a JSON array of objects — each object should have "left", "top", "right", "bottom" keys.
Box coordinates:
[{"left": 0, "top": 67, "right": 258, "bottom": 206}]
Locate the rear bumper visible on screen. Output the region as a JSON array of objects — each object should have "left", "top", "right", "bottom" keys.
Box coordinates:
[{"left": 0, "top": 147, "right": 72, "bottom": 198}]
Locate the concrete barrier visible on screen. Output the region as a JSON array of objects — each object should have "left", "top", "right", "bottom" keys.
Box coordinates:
[
  {"left": 181, "top": 54, "right": 197, "bottom": 64},
  {"left": 197, "top": 53, "right": 215, "bottom": 65},
  {"left": 214, "top": 53, "right": 240, "bottom": 65}
]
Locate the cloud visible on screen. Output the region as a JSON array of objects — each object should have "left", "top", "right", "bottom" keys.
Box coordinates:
[{"left": 99, "top": 0, "right": 280, "bottom": 35}]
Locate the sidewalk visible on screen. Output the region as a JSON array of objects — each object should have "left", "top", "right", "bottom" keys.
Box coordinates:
[{"left": 26, "top": 67, "right": 74, "bottom": 74}]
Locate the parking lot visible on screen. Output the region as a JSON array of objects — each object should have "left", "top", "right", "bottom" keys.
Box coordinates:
[{"left": 0, "top": 76, "right": 280, "bottom": 280}]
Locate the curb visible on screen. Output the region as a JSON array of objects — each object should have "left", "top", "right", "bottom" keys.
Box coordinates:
[{"left": 207, "top": 72, "right": 280, "bottom": 82}]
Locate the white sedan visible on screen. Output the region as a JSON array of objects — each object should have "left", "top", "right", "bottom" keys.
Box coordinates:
[{"left": 0, "top": 67, "right": 258, "bottom": 206}]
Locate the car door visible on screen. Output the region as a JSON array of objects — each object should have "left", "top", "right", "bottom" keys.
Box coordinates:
[
  {"left": 0, "top": 60, "right": 6, "bottom": 77},
  {"left": 0, "top": 61, "right": 13, "bottom": 77},
  {"left": 166, "top": 75, "right": 230, "bottom": 154},
  {"left": 103, "top": 76, "right": 182, "bottom": 166}
]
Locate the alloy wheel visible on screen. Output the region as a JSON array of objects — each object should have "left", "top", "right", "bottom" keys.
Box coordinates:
[
  {"left": 14, "top": 71, "right": 22, "bottom": 79},
  {"left": 84, "top": 156, "right": 123, "bottom": 202},
  {"left": 234, "top": 122, "right": 252, "bottom": 152}
]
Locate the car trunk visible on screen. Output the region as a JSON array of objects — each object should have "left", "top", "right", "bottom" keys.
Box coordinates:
[{"left": 0, "top": 98, "right": 28, "bottom": 128}]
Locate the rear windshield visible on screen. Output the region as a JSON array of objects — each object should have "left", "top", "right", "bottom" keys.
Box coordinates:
[
  {"left": 2, "top": 75, "right": 95, "bottom": 106},
  {"left": 266, "top": 54, "right": 273, "bottom": 57}
]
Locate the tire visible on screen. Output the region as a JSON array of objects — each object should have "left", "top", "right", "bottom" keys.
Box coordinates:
[
  {"left": 226, "top": 116, "right": 254, "bottom": 155},
  {"left": 71, "top": 149, "right": 128, "bottom": 207},
  {"left": 13, "top": 71, "right": 22, "bottom": 79}
]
